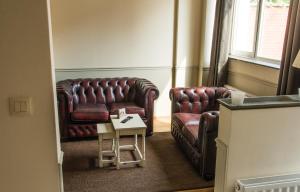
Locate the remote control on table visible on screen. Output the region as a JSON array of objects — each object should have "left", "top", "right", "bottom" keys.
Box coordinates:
[{"left": 121, "top": 116, "right": 133, "bottom": 123}]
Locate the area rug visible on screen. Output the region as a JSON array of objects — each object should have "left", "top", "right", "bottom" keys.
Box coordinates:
[{"left": 62, "top": 132, "right": 213, "bottom": 192}]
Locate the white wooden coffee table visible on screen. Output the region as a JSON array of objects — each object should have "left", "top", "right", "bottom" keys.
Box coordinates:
[{"left": 110, "top": 114, "right": 147, "bottom": 169}]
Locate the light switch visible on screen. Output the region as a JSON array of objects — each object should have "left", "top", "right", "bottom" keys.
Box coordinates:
[
  {"left": 14, "top": 102, "right": 21, "bottom": 112},
  {"left": 20, "top": 101, "right": 28, "bottom": 112},
  {"left": 9, "top": 97, "right": 32, "bottom": 115}
]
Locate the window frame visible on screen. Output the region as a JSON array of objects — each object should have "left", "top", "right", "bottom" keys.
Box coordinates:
[{"left": 230, "top": 0, "right": 287, "bottom": 65}]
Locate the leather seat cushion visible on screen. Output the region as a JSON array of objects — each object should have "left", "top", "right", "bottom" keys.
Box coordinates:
[
  {"left": 71, "top": 104, "right": 109, "bottom": 122},
  {"left": 182, "top": 122, "right": 200, "bottom": 146},
  {"left": 109, "top": 102, "right": 145, "bottom": 117},
  {"left": 172, "top": 113, "right": 201, "bottom": 130},
  {"left": 173, "top": 113, "right": 201, "bottom": 146}
]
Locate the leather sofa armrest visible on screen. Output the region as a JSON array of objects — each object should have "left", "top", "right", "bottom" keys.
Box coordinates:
[
  {"left": 169, "top": 87, "right": 191, "bottom": 114},
  {"left": 135, "top": 79, "right": 159, "bottom": 110},
  {"left": 56, "top": 80, "right": 74, "bottom": 113},
  {"left": 199, "top": 111, "right": 219, "bottom": 135},
  {"left": 220, "top": 88, "right": 231, "bottom": 99},
  {"left": 135, "top": 79, "right": 159, "bottom": 136},
  {"left": 198, "top": 111, "right": 220, "bottom": 179}
]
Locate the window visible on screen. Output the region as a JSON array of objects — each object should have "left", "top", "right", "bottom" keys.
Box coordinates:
[{"left": 231, "top": 0, "right": 290, "bottom": 64}]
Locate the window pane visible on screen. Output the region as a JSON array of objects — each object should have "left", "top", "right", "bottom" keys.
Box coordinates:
[
  {"left": 232, "top": 0, "right": 258, "bottom": 55},
  {"left": 257, "top": 0, "right": 290, "bottom": 61}
]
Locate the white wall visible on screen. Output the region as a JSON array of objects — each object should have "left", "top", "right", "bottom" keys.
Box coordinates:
[
  {"left": 51, "top": 0, "right": 174, "bottom": 68},
  {"left": 0, "top": 1, "right": 60, "bottom": 192},
  {"left": 51, "top": 0, "right": 174, "bottom": 117}
]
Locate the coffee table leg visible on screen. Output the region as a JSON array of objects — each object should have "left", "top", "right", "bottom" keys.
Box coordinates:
[
  {"left": 116, "top": 132, "right": 120, "bottom": 169},
  {"left": 140, "top": 131, "right": 146, "bottom": 167},
  {"left": 112, "top": 138, "right": 116, "bottom": 165},
  {"left": 112, "top": 138, "right": 115, "bottom": 151},
  {"left": 98, "top": 135, "right": 103, "bottom": 168},
  {"left": 134, "top": 134, "right": 138, "bottom": 150}
]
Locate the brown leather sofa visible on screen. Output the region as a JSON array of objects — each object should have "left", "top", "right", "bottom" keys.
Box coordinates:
[
  {"left": 169, "top": 86, "right": 230, "bottom": 180},
  {"left": 57, "top": 78, "right": 159, "bottom": 140}
]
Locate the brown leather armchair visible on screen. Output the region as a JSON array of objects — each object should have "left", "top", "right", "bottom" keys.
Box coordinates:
[
  {"left": 169, "top": 87, "right": 230, "bottom": 180},
  {"left": 57, "top": 78, "right": 159, "bottom": 140}
]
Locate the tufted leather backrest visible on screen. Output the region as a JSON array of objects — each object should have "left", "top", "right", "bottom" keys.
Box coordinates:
[
  {"left": 66, "top": 78, "right": 138, "bottom": 106},
  {"left": 169, "top": 87, "right": 231, "bottom": 114}
]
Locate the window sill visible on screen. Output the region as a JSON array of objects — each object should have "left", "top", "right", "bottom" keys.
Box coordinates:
[{"left": 228, "top": 55, "right": 280, "bottom": 70}]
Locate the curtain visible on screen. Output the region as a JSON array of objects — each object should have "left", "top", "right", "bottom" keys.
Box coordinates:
[
  {"left": 207, "top": 0, "right": 234, "bottom": 87},
  {"left": 277, "top": 0, "right": 300, "bottom": 95}
]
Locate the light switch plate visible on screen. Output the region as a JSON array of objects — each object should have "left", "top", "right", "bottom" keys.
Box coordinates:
[{"left": 9, "top": 97, "right": 32, "bottom": 116}]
